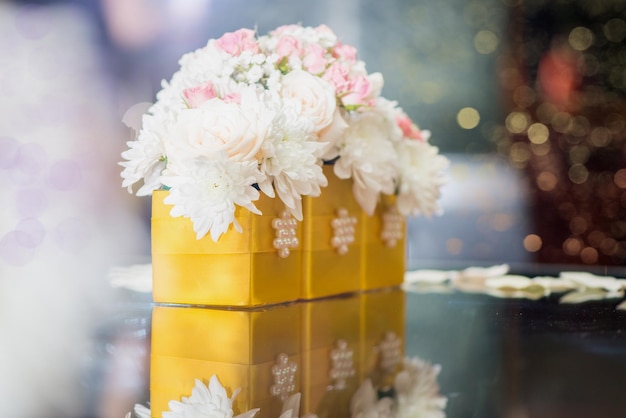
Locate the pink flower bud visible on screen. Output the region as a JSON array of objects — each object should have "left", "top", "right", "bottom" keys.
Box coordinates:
[
  {"left": 341, "top": 75, "right": 372, "bottom": 107},
  {"left": 275, "top": 35, "right": 303, "bottom": 59},
  {"left": 215, "top": 28, "right": 258, "bottom": 56},
  {"left": 333, "top": 42, "right": 357, "bottom": 62},
  {"left": 303, "top": 43, "right": 327, "bottom": 74},
  {"left": 322, "top": 62, "right": 350, "bottom": 92},
  {"left": 183, "top": 82, "right": 217, "bottom": 108},
  {"left": 396, "top": 114, "right": 425, "bottom": 141}
]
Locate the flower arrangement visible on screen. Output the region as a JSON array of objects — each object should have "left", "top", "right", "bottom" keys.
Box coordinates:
[{"left": 120, "top": 24, "right": 448, "bottom": 241}]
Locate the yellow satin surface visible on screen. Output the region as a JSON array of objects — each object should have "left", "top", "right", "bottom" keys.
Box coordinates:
[
  {"left": 360, "top": 289, "right": 406, "bottom": 388},
  {"left": 300, "top": 294, "right": 362, "bottom": 413},
  {"left": 361, "top": 195, "right": 406, "bottom": 291},
  {"left": 151, "top": 190, "right": 302, "bottom": 306},
  {"left": 301, "top": 165, "right": 363, "bottom": 299},
  {"left": 151, "top": 305, "right": 302, "bottom": 364},
  {"left": 151, "top": 164, "right": 407, "bottom": 306}
]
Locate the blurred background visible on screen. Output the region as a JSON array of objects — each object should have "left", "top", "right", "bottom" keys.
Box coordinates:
[{"left": 0, "top": 0, "right": 625, "bottom": 416}]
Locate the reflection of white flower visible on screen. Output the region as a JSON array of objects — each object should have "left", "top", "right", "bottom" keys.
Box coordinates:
[
  {"left": 395, "top": 140, "right": 449, "bottom": 217},
  {"left": 280, "top": 392, "right": 318, "bottom": 418},
  {"left": 394, "top": 357, "right": 447, "bottom": 418},
  {"left": 126, "top": 376, "right": 259, "bottom": 418},
  {"left": 350, "top": 379, "right": 395, "bottom": 418},
  {"left": 164, "top": 376, "right": 259, "bottom": 418},
  {"left": 161, "top": 156, "right": 265, "bottom": 241}
]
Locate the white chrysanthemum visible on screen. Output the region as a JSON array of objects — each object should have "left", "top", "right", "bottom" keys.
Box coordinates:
[
  {"left": 350, "top": 379, "right": 395, "bottom": 418},
  {"left": 120, "top": 113, "right": 167, "bottom": 196},
  {"left": 162, "top": 376, "right": 259, "bottom": 418},
  {"left": 395, "top": 139, "right": 449, "bottom": 217},
  {"left": 258, "top": 100, "right": 328, "bottom": 219},
  {"left": 160, "top": 155, "right": 265, "bottom": 241},
  {"left": 375, "top": 98, "right": 404, "bottom": 142},
  {"left": 332, "top": 110, "right": 398, "bottom": 215},
  {"left": 394, "top": 357, "right": 448, "bottom": 418}
]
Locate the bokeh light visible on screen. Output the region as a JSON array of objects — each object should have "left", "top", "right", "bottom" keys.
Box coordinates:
[{"left": 457, "top": 107, "right": 481, "bottom": 129}]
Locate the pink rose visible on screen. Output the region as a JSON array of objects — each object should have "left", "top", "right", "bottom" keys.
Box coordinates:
[
  {"left": 275, "top": 35, "right": 303, "bottom": 59},
  {"left": 183, "top": 82, "right": 217, "bottom": 108},
  {"left": 272, "top": 24, "right": 301, "bottom": 36},
  {"left": 183, "top": 83, "right": 241, "bottom": 107},
  {"left": 215, "top": 28, "right": 258, "bottom": 56},
  {"left": 315, "top": 24, "right": 335, "bottom": 36},
  {"left": 322, "top": 62, "right": 350, "bottom": 92},
  {"left": 333, "top": 42, "right": 357, "bottom": 62},
  {"left": 341, "top": 74, "right": 372, "bottom": 108},
  {"left": 396, "top": 114, "right": 425, "bottom": 141},
  {"left": 303, "top": 43, "right": 327, "bottom": 74}
]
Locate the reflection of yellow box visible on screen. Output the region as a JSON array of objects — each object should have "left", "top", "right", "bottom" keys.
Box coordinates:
[
  {"left": 148, "top": 290, "right": 407, "bottom": 418},
  {"left": 361, "top": 196, "right": 406, "bottom": 291},
  {"left": 301, "top": 165, "right": 362, "bottom": 300},
  {"left": 301, "top": 294, "right": 362, "bottom": 418},
  {"left": 150, "top": 304, "right": 302, "bottom": 418},
  {"left": 360, "top": 288, "right": 406, "bottom": 389},
  {"left": 152, "top": 190, "right": 301, "bottom": 306}
]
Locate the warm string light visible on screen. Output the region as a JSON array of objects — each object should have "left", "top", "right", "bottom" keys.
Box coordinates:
[{"left": 483, "top": 0, "right": 626, "bottom": 265}]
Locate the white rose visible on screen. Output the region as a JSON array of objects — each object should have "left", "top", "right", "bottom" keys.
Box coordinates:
[
  {"left": 164, "top": 96, "right": 270, "bottom": 168},
  {"left": 280, "top": 69, "right": 337, "bottom": 135}
]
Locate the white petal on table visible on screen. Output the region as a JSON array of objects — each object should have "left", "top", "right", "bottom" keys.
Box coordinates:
[
  {"left": 404, "top": 269, "right": 453, "bottom": 284},
  {"left": 558, "top": 288, "right": 623, "bottom": 304},
  {"left": 559, "top": 271, "right": 624, "bottom": 293}
]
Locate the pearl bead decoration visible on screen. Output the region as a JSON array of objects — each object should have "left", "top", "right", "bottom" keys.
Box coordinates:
[
  {"left": 329, "top": 339, "right": 355, "bottom": 390},
  {"left": 378, "top": 331, "right": 402, "bottom": 374},
  {"left": 270, "top": 353, "right": 297, "bottom": 401},
  {"left": 381, "top": 206, "right": 404, "bottom": 248},
  {"left": 272, "top": 211, "right": 299, "bottom": 258},
  {"left": 331, "top": 208, "right": 357, "bottom": 255}
]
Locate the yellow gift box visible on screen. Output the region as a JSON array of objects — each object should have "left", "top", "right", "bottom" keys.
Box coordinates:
[
  {"left": 150, "top": 304, "right": 302, "bottom": 418},
  {"left": 152, "top": 190, "right": 302, "bottom": 306},
  {"left": 301, "top": 294, "right": 362, "bottom": 417},
  {"left": 301, "top": 165, "right": 363, "bottom": 300},
  {"left": 360, "top": 288, "right": 406, "bottom": 389},
  {"left": 361, "top": 195, "right": 406, "bottom": 291}
]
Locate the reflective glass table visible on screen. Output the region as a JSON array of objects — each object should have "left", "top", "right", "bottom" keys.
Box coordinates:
[{"left": 89, "top": 264, "right": 626, "bottom": 418}]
